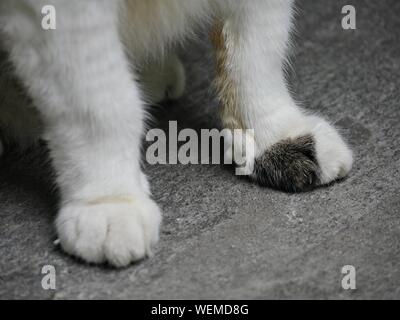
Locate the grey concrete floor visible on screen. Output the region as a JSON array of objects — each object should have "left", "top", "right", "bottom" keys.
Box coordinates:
[{"left": 0, "top": 0, "right": 399, "bottom": 299}]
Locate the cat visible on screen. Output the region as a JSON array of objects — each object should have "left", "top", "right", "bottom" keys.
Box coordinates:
[{"left": 0, "top": 0, "right": 353, "bottom": 267}]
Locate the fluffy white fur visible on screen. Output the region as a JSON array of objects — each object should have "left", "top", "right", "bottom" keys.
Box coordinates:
[{"left": 0, "top": 0, "right": 353, "bottom": 267}]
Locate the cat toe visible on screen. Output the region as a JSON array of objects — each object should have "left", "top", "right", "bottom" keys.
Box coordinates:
[
  {"left": 250, "top": 135, "right": 320, "bottom": 192},
  {"left": 56, "top": 196, "right": 162, "bottom": 267}
]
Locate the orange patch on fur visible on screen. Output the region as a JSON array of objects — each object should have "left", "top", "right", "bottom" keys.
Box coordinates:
[
  {"left": 85, "top": 195, "right": 136, "bottom": 206},
  {"left": 211, "top": 21, "right": 245, "bottom": 130}
]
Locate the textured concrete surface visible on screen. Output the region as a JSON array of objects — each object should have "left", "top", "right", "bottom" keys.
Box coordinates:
[{"left": 0, "top": 0, "right": 399, "bottom": 299}]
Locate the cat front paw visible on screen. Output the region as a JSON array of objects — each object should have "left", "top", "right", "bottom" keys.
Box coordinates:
[
  {"left": 56, "top": 195, "right": 161, "bottom": 267},
  {"left": 306, "top": 116, "right": 353, "bottom": 185},
  {"left": 250, "top": 116, "right": 353, "bottom": 192}
]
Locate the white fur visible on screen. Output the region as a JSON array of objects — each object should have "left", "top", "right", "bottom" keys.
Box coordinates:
[
  {"left": 0, "top": 0, "right": 353, "bottom": 267},
  {"left": 56, "top": 195, "right": 161, "bottom": 267},
  {"left": 219, "top": 1, "right": 352, "bottom": 181}
]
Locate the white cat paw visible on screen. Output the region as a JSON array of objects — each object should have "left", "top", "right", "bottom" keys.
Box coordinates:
[
  {"left": 56, "top": 195, "right": 161, "bottom": 267},
  {"left": 308, "top": 116, "right": 353, "bottom": 185}
]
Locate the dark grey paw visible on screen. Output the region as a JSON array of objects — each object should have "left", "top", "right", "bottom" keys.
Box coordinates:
[{"left": 250, "top": 135, "right": 320, "bottom": 192}]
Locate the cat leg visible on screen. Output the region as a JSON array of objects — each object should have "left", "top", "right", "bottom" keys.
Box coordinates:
[
  {"left": 1, "top": 0, "right": 161, "bottom": 266},
  {"left": 213, "top": 0, "right": 353, "bottom": 192},
  {"left": 138, "top": 53, "right": 186, "bottom": 104}
]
